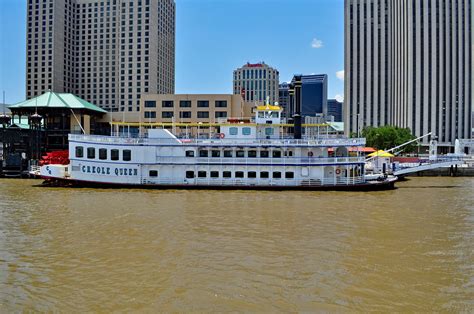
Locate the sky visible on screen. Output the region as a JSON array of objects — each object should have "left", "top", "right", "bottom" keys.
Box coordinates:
[{"left": 0, "top": 0, "right": 345, "bottom": 105}]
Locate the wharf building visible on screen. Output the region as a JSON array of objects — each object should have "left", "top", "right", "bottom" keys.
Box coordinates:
[
  {"left": 345, "top": 0, "right": 472, "bottom": 150},
  {"left": 25, "top": 0, "right": 175, "bottom": 113},
  {"left": 233, "top": 62, "right": 279, "bottom": 105}
]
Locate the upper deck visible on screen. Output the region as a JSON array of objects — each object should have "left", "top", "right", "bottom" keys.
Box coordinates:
[{"left": 69, "top": 134, "right": 366, "bottom": 148}]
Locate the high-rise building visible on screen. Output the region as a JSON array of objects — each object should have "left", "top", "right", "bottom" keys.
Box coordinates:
[
  {"left": 233, "top": 62, "right": 279, "bottom": 104},
  {"left": 288, "top": 74, "right": 328, "bottom": 118},
  {"left": 26, "top": 0, "right": 175, "bottom": 112},
  {"left": 345, "top": 0, "right": 472, "bottom": 149},
  {"left": 327, "top": 99, "right": 343, "bottom": 122},
  {"left": 278, "top": 83, "right": 290, "bottom": 119}
]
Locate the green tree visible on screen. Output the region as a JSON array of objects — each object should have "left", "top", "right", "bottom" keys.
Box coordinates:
[{"left": 361, "top": 126, "right": 417, "bottom": 153}]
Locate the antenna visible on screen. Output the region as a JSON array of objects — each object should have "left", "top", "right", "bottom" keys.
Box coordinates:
[{"left": 2, "top": 91, "right": 5, "bottom": 115}]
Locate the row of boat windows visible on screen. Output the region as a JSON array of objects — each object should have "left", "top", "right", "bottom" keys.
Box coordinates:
[
  {"left": 183, "top": 170, "right": 295, "bottom": 179},
  {"left": 75, "top": 146, "right": 132, "bottom": 161},
  {"left": 186, "top": 150, "right": 293, "bottom": 158}
]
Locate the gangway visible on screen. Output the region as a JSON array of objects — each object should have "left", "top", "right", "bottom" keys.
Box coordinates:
[{"left": 393, "top": 158, "right": 464, "bottom": 176}]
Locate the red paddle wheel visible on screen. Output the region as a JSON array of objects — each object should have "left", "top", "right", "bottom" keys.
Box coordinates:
[{"left": 39, "top": 150, "right": 69, "bottom": 166}]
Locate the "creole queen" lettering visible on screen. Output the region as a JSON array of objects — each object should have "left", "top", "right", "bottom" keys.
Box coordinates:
[{"left": 81, "top": 165, "right": 138, "bottom": 176}]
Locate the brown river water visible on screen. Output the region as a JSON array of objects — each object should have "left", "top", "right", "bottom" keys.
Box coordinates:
[{"left": 0, "top": 177, "right": 473, "bottom": 312}]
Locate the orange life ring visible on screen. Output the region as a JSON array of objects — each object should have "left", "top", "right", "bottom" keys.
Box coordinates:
[
  {"left": 335, "top": 169, "right": 342, "bottom": 175},
  {"left": 219, "top": 133, "right": 225, "bottom": 139}
]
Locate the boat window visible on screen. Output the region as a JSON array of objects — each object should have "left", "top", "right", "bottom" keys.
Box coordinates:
[
  {"left": 75, "top": 146, "right": 84, "bottom": 158},
  {"left": 149, "top": 170, "right": 158, "bottom": 177},
  {"left": 272, "top": 150, "right": 282, "bottom": 158},
  {"left": 236, "top": 150, "right": 245, "bottom": 158},
  {"left": 224, "top": 150, "right": 233, "bottom": 158},
  {"left": 248, "top": 171, "right": 257, "bottom": 178},
  {"left": 223, "top": 171, "right": 232, "bottom": 178},
  {"left": 123, "top": 150, "right": 132, "bottom": 161},
  {"left": 248, "top": 150, "right": 257, "bottom": 158},
  {"left": 258, "top": 112, "right": 264, "bottom": 118},
  {"left": 235, "top": 171, "right": 244, "bottom": 178},
  {"left": 229, "top": 127, "right": 238, "bottom": 135},
  {"left": 111, "top": 149, "right": 119, "bottom": 161},
  {"left": 273, "top": 171, "right": 282, "bottom": 179},
  {"left": 210, "top": 171, "right": 219, "bottom": 178},
  {"left": 260, "top": 171, "right": 269, "bottom": 179},
  {"left": 87, "top": 147, "right": 95, "bottom": 159},
  {"left": 99, "top": 148, "right": 107, "bottom": 160},
  {"left": 242, "top": 127, "right": 251, "bottom": 135},
  {"left": 199, "top": 150, "right": 208, "bottom": 157},
  {"left": 271, "top": 112, "right": 279, "bottom": 118},
  {"left": 186, "top": 171, "right": 195, "bottom": 179},
  {"left": 211, "top": 150, "right": 220, "bottom": 158},
  {"left": 260, "top": 151, "right": 269, "bottom": 158},
  {"left": 285, "top": 150, "right": 293, "bottom": 157},
  {"left": 185, "top": 150, "right": 194, "bottom": 157},
  {"left": 285, "top": 172, "right": 294, "bottom": 179},
  {"left": 265, "top": 128, "right": 274, "bottom": 136},
  {"left": 198, "top": 171, "right": 207, "bottom": 178}
]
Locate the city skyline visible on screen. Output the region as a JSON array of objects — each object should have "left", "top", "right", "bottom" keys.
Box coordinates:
[{"left": 0, "top": 0, "right": 345, "bottom": 104}]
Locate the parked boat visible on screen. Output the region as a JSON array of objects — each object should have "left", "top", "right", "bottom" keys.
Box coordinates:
[{"left": 31, "top": 104, "right": 397, "bottom": 190}]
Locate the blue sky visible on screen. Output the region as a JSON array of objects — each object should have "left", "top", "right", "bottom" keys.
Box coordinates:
[{"left": 0, "top": 0, "right": 345, "bottom": 104}]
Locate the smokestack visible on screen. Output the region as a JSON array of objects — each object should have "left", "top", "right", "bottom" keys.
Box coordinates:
[{"left": 292, "top": 75, "right": 302, "bottom": 139}]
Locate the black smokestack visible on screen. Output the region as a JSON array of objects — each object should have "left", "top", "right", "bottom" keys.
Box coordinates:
[{"left": 293, "top": 75, "right": 302, "bottom": 139}]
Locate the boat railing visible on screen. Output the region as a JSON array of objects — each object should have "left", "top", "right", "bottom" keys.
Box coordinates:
[
  {"left": 154, "top": 156, "right": 365, "bottom": 165},
  {"left": 140, "top": 176, "right": 367, "bottom": 186},
  {"left": 69, "top": 134, "right": 366, "bottom": 147}
]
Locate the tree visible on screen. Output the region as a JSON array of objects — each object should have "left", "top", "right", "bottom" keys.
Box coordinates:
[{"left": 361, "top": 126, "right": 417, "bottom": 153}]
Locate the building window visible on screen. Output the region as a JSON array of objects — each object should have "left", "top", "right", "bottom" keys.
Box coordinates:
[
  {"left": 248, "top": 150, "right": 257, "bottom": 158},
  {"left": 149, "top": 170, "right": 158, "bottom": 177},
  {"left": 223, "top": 171, "right": 231, "bottom": 178},
  {"left": 186, "top": 171, "right": 194, "bottom": 179},
  {"left": 224, "top": 150, "right": 233, "bottom": 158},
  {"left": 75, "top": 146, "right": 84, "bottom": 158},
  {"left": 87, "top": 147, "right": 95, "bottom": 159},
  {"left": 248, "top": 171, "right": 257, "bottom": 178},
  {"left": 215, "top": 111, "right": 227, "bottom": 118},
  {"left": 144, "top": 111, "right": 156, "bottom": 118},
  {"left": 99, "top": 148, "right": 107, "bottom": 160},
  {"left": 199, "top": 150, "right": 208, "bottom": 157},
  {"left": 215, "top": 100, "right": 227, "bottom": 107},
  {"left": 111, "top": 149, "right": 119, "bottom": 161},
  {"left": 235, "top": 171, "right": 244, "bottom": 178},
  {"left": 185, "top": 150, "right": 194, "bottom": 157},
  {"left": 197, "top": 100, "right": 209, "bottom": 107},
  {"left": 179, "top": 111, "right": 191, "bottom": 118},
  {"left": 144, "top": 100, "right": 156, "bottom": 107},
  {"left": 242, "top": 127, "right": 251, "bottom": 135},
  {"left": 162, "top": 111, "right": 173, "bottom": 118},
  {"left": 273, "top": 171, "right": 282, "bottom": 179},
  {"left": 197, "top": 111, "right": 209, "bottom": 118},
  {"left": 162, "top": 100, "right": 173, "bottom": 107},
  {"left": 198, "top": 171, "right": 207, "bottom": 178},
  {"left": 180, "top": 100, "right": 191, "bottom": 107},
  {"left": 236, "top": 150, "right": 245, "bottom": 158},
  {"left": 272, "top": 150, "right": 282, "bottom": 158},
  {"left": 260, "top": 151, "right": 269, "bottom": 158},
  {"left": 229, "top": 127, "right": 238, "bottom": 135},
  {"left": 123, "top": 150, "right": 131, "bottom": 161},
  {"left": 260, "top": 171, "right": 269, "bottom": 179},
  {"left": 210, "top": 171, "right": 219, "bottom": 178},
  {"left": 211, "top": 150, "right": 220, "bottom": 157},
  {"left": 285, "top": 172, "right": 294, "bottom": 179}
]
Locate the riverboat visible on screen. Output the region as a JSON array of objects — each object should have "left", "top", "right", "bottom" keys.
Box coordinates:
[{"left": 32, "top": 103, "right": 397, "bottom": 190}]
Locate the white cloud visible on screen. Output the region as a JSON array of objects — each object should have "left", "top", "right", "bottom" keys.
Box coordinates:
[
  {"left": 335, "top": 94, "right": 344, "bottom": 102},
  {"left": 311, "top": 38, "right": 323, "bottom": 49},
  {"left": 336, "top": 70, "right": 345, "bottom": 81}
]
